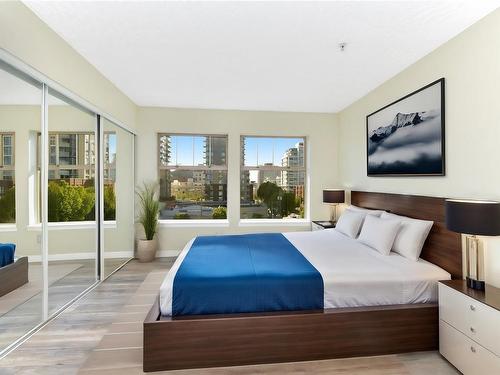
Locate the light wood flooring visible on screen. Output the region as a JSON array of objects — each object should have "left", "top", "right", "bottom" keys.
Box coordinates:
[
  {"left": 0, "top": 258, "right": 129, "bottom": 352},
  {"left": 0, "top": 258, "right": 460, "bottom": 375}
]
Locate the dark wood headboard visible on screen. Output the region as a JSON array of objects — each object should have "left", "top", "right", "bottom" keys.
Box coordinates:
[{"left": 351, "top": 191, "right": 463, "bottom": 279}]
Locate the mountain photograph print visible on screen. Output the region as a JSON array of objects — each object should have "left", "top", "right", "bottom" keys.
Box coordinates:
[{"left": 367, "top": 78, "right": 445, "bottom": 176}]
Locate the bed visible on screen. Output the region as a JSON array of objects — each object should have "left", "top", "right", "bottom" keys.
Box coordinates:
[{"left": 143, "top": 191, "right": 463, "bottom": 372}]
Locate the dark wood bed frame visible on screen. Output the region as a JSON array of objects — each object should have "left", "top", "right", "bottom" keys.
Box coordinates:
[
  {"left": 143, "top": 191, "right": 462, "bottom": 372},
  {"left": 0, "top": 256, "right": 29, "bottom": 298}
]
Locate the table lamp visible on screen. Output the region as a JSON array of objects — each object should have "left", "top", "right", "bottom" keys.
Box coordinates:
[
  {"left": 445, "top": 199, "right": 500, "bottom": 290},
  {"left": 323, "top": 189, "right": 345, "bottom": 223}
]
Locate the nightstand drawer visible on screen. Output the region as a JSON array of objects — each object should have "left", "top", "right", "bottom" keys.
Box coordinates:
[
  {"left": 440, "top": 320, "right": 500, "bottom": 375},
  {"left": 439, "top": 283, "right": 468, "bottom": 331},
  {"left": 469, "top": 297, "right": 500, "bottom": 357},
  {"left": 439, "top": 283, "right": 500, "bottom": 356}
]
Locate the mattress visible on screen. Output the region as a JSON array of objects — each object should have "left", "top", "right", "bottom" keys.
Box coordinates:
[{"left": 160, "top": 229, "right": 450, "bottom": 316}]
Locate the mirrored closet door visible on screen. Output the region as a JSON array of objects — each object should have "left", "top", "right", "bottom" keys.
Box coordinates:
[
  {"left": 102, "top": 118, "right": 135, "bottom": 278},
  {"left": 46, "top": 90, "right": 98, "bottom": 315},
  {"left": 0, "top": 53, "right": 135, "bottom": 357},
  {"left": 0, "top": 62, "right": 43, "bottom": 353}
]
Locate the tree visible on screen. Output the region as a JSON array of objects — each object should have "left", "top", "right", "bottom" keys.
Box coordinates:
[
  {"left": 0, "top": 186, "right": 15, "bottom": 223},
  {"left": 279, "top": 191, "right": 299, "bottom": 217},
  {"left": 48, "top": 181, "right": 94, "bottom": 222},
  {"left": 104, "top": 185, "right": 116, "bottom": 220},
  {"left": 257, "top": 182, "right": 282, "bottom": 218},
  {"left": 212, "top": 206, "right": 227, "bottom": 219}
]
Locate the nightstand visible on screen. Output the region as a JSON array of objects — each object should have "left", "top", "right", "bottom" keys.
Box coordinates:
[
  {"left": 439, "top": 280, "right": 500, "bottom": 374},
  {"left": 311, "top": 220, "right": 336, "bottom": 231}
]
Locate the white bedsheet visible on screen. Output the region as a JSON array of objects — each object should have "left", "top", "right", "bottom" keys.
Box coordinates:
[{"left": 160, "top": 229, "right": 450, "bottom": 316}]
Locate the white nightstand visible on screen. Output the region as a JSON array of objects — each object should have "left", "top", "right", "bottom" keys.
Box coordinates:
[
  {"left": 439, "top": 280, "right": 500, "bottom": 375},
  {"left": 311, "top": 221, "right": 336, "bottom": 231}
]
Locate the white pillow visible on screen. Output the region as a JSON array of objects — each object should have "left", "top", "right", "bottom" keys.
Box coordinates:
[
  {"left": 357, "top": 215, "right": 401, "bottom": 255},
  {"left": 346, "top": 205, "right": 384, "bottom": 217},
  {"left": 381, "top": 212, "right": 433, "bottom": 261},
  {"left": 335, "top": 210, "right": 365, "bottom": 238}
]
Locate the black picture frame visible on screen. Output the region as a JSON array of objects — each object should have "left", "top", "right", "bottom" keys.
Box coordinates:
[{"left": 366, "top": 78, "right": 445, "bottom": 176}]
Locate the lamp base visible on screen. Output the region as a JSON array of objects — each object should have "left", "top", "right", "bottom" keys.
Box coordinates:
[{"left": 466, "top": 277, "right": 485, "bottom": 291}]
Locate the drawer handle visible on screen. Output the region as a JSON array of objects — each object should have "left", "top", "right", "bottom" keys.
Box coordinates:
[
  {"left": 470, "top": 327, "right": 475, "bottom": 333},
  {"left": 470, "top": 346, "right": 476, "bottom": 353},
  {"left": 470, "top": 305, "right": 476, "bottom": 311}
]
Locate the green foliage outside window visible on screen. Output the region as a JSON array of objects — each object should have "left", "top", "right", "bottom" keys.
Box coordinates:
[
  {"left": 174, "top": 212, "right": 190, "bottom": 220},
  {"left": 47, "top": 181, "right": 116, "bottom": 222},
  {"left": 103, "top": 186, "right": 116, "bottom": 220},
  {"left": 256, "top": 181, "right": 302, "bottom": 219},
  {"left": 48, "top": 181, "right": 94, "bottom": 222},
  {"left": 212, "top": 206, "right": 227, "bottom": 219},
  {"left": 0, "top": 186, "right": 15, "bottom": 223}
]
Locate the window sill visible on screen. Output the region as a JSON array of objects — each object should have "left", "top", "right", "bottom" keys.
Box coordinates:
[
  {"left": 0, "top": 224, "right": 17, "bottom": 232},
  {"left": 159, "top": 219, "right": 230, "bottom": 228},
  {"left": 238, "top": 219, "right": 311, "bottom": 227},
  {"left": 27, "top": 221, "right": 117, "bottom": 231}
]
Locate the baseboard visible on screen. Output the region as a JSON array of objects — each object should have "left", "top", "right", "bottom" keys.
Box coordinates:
[
  {"left": 27, "top": 250, "right": 178, "bottom": 263},
  {"left": 157, "top": 250, "right": 181, "bottom": 258},
  {"left": 27, "top": 251, "right": 133, "bottom": 263}
]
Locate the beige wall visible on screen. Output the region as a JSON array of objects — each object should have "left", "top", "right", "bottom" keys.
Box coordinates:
[
  {"left": 0, "top": 1, "right": 137, "bottom": 128},
  {"left": 136, "top": 107, "right": 339, "bottom": 253},
  {"left": 338, "top": 9, "right": 500, "bottom": 286}
]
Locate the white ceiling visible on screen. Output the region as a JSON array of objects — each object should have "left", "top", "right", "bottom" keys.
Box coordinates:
[{"left": 24, "top": 1, "right": 500, "bottom": 113}]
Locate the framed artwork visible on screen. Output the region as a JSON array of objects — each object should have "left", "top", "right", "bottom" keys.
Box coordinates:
[{"left": 366, "top": 78, "right": 445, "bottom": 176}]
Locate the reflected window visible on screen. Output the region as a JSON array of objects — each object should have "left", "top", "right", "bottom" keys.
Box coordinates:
[
  {"left": 240, "top": 136, "right": 306, "bottom": 220},
  {"left": 0, "top": 133, "right": 15, "bottom": 223},
  {"left": 37, "top": 131, "right": 116, "bottom": 222},
  {"left": 158, "top": 134, "right": 228, "bottom": 220}
]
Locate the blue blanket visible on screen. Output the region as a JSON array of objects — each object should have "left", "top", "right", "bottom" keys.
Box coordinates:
[
  {"left": 172, "top": 233, "right": 323, "bottom": 316},
  {"left": 0, "top": 243, "right": 15, "bottom": 268}
]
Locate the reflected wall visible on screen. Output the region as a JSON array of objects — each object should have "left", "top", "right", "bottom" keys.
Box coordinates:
[{"left": 102, "top": 118, "right": 134, "bottom": 278}]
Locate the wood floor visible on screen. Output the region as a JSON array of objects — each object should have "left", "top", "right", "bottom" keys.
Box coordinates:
[
  {"left": 0, "top": 258, "right": 129, "bottom": 352},
  {"left": 0, "top": 258, "right": 460, "bottom": 375}
]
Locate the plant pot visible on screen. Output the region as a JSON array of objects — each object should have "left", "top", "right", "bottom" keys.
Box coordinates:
[{"left": 136, "top": 238, "right": 158, "bottom": 263}]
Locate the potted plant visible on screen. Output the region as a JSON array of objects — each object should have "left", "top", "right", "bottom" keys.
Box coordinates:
[{"left": 136, "top": 182, "right": 160, "bottom": 262}]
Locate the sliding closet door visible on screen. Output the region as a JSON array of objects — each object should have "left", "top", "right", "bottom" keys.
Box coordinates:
[
  {"left": 102, "top": 118, "right": 134, "bottom": 278},
  {"left": 46, "top": 90, "right": 98, "bottom": 315},
  {"left": 0, "top": 63, "right": 43, "bottom": 352}
]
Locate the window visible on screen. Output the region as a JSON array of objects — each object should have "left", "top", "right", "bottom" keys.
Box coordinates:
[
  {"left": 0, "top": 133, "right": 15, "bottom": 223},
  {"left": 37, "top": 131, "right": 116, "bottom": 222},
  {"left": 241, "top": 136, "right": 306, "bottom": 219},
  {"left": 158, "top": 134, "right": 228, "bottom": 220}
]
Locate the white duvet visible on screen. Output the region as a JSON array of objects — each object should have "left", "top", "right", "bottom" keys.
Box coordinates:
[{"left": 160, "top": 229, "right": 450, "bottom": 316}]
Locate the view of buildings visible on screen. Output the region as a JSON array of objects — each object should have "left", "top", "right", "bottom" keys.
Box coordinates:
[
  {"left": 158, "top": 135, "right": 228, "bottom": 219},
  {"left": 47, "top": 132, "right": 116, "bottom": 184},
  {"left": 0, "top": 131, "right": 117, "bottom": 223},
  {"left": 240, "top": 140, "right": 305, "bottom": 219},
  {"left": 0, "top": 133, "right": 14, "bottom": 197},
  {"left": 158, "top": 135, "right": 305, "bottom": 220}
]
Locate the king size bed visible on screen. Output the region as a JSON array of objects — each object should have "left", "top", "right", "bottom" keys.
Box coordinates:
[{"left": 143, "top": 191, "right": 463, "bottom": 372}]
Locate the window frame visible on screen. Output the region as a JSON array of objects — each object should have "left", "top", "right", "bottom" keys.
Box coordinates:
[
  {"left": 157, "top": 133, "right": 229, "bottom": 223},
  {"left": 240, "top": 135, "right": 308, "bottom": 222}
]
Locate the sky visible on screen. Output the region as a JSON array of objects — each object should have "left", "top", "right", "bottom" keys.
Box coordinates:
[
  {"left": 108, "top": 134, "right": 117, "bottom": 162},
  {"left": 167, "top": 135, "right": 303, "bottom": 166}
]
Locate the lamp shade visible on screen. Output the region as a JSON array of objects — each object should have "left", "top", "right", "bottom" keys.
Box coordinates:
[
  {"left": 445, "top": 199, "right": 500, "bottom": 236},
  {"left": 323, "top": 190, "right": 345, "bottom": 204}
]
